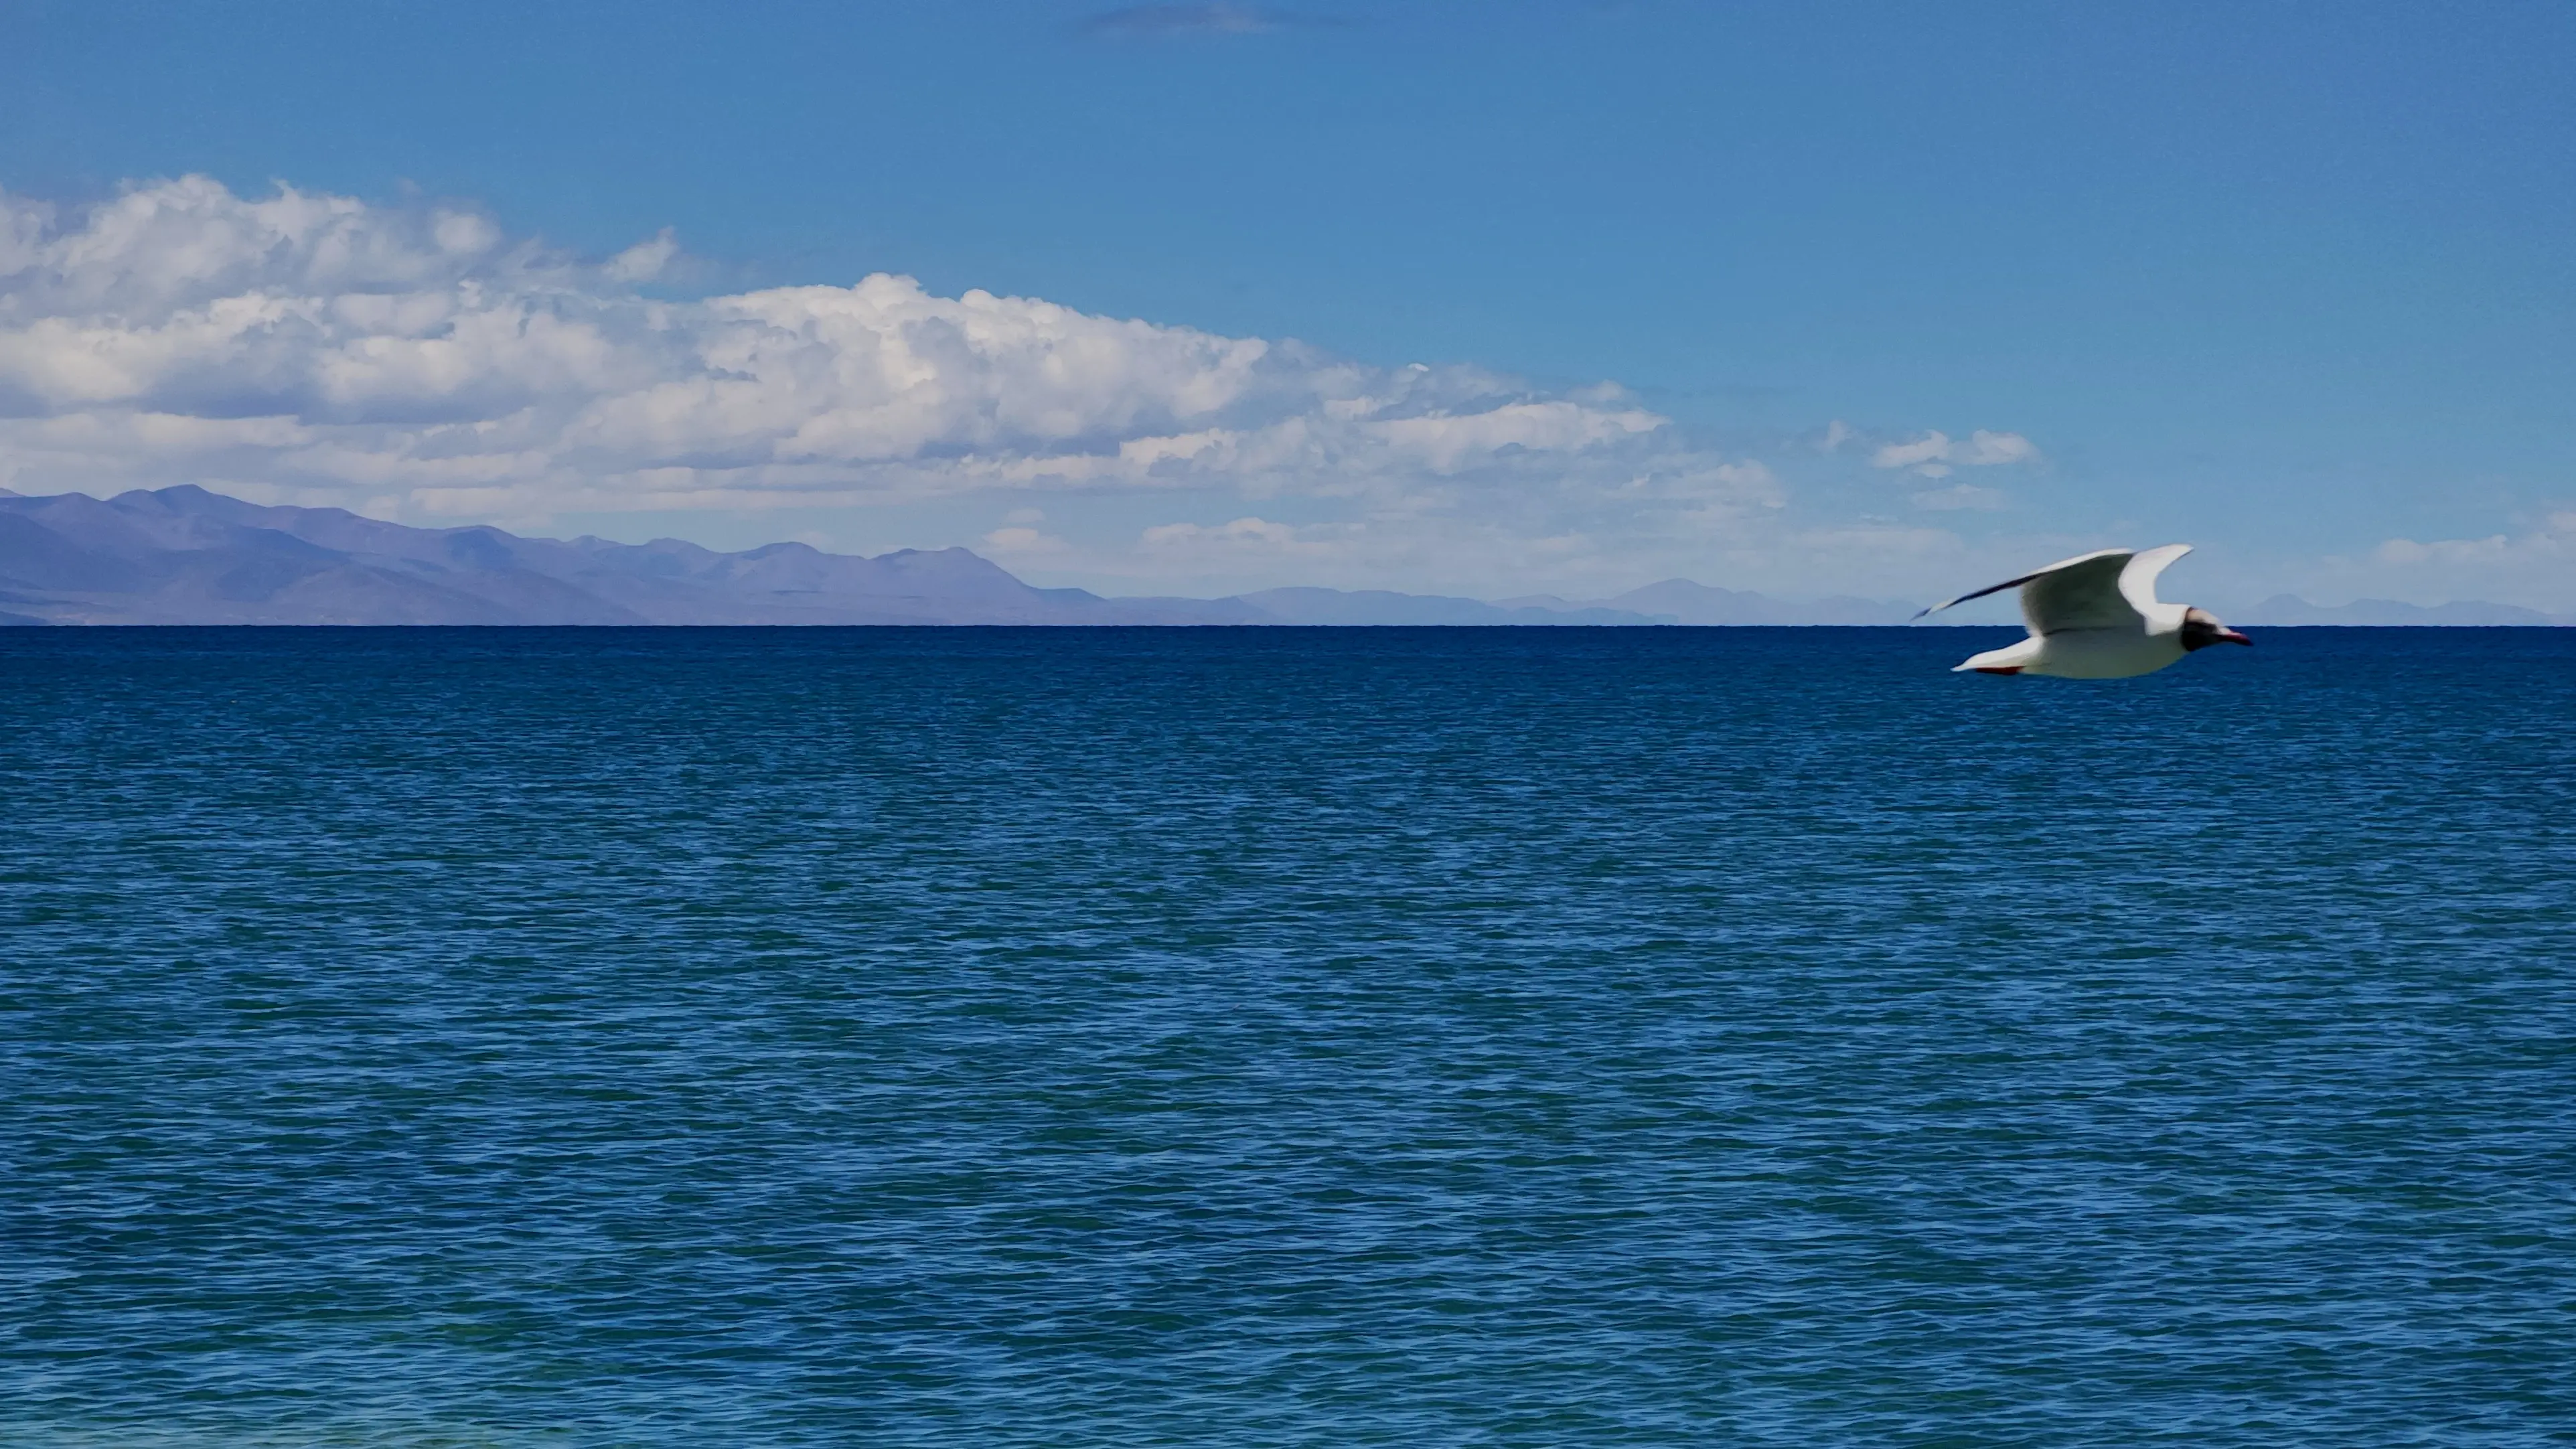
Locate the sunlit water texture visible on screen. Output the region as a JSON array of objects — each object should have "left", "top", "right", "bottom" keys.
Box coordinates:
[{"left": 5, "top": 627, "right": 2573, "bottom": 1446}]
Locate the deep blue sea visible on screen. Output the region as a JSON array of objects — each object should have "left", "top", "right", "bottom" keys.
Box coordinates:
[{"left": 5, "top": 627, "right": 2573, "bottom": 1446}]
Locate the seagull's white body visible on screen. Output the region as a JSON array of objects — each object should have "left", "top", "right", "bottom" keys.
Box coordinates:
[
  {"left": 1952, "top": 625, "right": 2184, "bottom": 680},
  {"left": 1916, "top": 544, "right": 2241, "bottom": 679}
]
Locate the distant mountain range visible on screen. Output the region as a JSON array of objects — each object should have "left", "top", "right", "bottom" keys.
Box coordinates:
[
  {"left": 0, "top": 485, "right": 1264, "bottom": 626},
  {"left": 0, "top": 486, "right": 2563, "bottom": 626},
  {"left": 2233, "top": 595, "right": 2575, "bottom": 627},
  {"left": 0, "top": 485, "right": 1858, "bottom": 625}
]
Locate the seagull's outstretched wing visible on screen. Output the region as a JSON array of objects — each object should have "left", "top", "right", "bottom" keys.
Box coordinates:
[
  {"left": 2021, "top": 552, "right": 2147, "bottom": 633},
  {"left": 2117, "top": 544, "right": 2194, "bottom": 617},
  {"left": 1912, "top": 548, "right": 2135, "bottom": 629}
]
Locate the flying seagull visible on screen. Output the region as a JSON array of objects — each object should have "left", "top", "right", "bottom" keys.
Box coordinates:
[{"left": 1914, "top": 544, "right": 2251, "bottom": 678}]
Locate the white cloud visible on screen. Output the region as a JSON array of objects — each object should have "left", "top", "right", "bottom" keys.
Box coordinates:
[
  {"left": 2372, "top": 513, "right": 2576, "bottom": 567},
  {"left": 0, "top": 176, "right": 2082, "bottom": 600},
  {"left": 1870, "top": 432, "right": 1953, "bottom": 473},
  {"left": 1140, "top": 515, "right": 1339, "bottom": 556},
  {"left": 602, "top": 228, "right": 680, "bottom": 283},
  {"left": 1959, "top": 429, "right": 2038, "bottom": 465},
  {"left": 1868, "top": 427, "right": 2040, "bottom": 479},
  {"left": 1367, "top": 399, "right": 1661, "bottom": 473},
  {"left": 2233, "top": 508, "right": 2576, "bottom": 613},
  {"left": 2360, "top": 510, "right": 2576, "bottom": 604},
  {"left": 0, "top": 177, "right": 1733, "bottom": 529}
]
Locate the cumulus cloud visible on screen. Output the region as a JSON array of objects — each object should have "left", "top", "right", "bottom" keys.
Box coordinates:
[
  {"left": 0, "top": 176, "right": 1760, "bottom": 540},
  {"left": 0, "top": 177, "right": 2087, "bottom": 599}
]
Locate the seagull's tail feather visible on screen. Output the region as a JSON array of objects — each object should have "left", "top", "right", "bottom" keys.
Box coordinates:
[{"left": 1956, "top": 638, "right": 2041, "bottom": 675}]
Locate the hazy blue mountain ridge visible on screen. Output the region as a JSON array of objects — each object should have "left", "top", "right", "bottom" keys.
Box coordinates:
[
  {"left": 0, "top": 486, "right": 1255, "bottom": 625},
  {"left": 0, "top": 486, "right": 1663, "bottom": 626},
  {"left": 2, "top": 486, "right": 2563, "bottom": 625}
]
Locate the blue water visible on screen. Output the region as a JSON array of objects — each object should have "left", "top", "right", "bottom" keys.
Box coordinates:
[{"left": 5, "top": 627, "right": 2573, "bottom": 1446}]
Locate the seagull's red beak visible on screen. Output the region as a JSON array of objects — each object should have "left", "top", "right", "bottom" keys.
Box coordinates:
[{"left": 2218, "top": 628, "right": 2252, "bottom": 645}]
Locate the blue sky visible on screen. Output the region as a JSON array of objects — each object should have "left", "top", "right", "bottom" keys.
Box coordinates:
[{"left": 3, "top": 0, "right": 2571, "bottom": 607}]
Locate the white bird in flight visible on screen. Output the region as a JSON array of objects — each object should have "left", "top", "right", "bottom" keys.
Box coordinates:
[{"left": 1914, "top": 544, "right": 2251, "bottom": 678}]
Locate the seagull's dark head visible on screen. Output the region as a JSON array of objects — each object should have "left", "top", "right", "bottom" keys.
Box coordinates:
[{"left": 2180, "top": 607, "right": 2252, "bottom": 650}]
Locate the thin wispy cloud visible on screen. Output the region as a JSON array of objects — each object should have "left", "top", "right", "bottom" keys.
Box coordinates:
[
  {"left": 1075, "top": 5, "right": 1339, "bottom": 38},
  {"left": 1868, "top": 429, "right": 2039, "bottom": 480}
]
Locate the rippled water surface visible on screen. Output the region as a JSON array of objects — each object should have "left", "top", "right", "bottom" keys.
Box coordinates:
[{"left": 5, "top": 627, "right": 2573, "bottom": 1446}]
